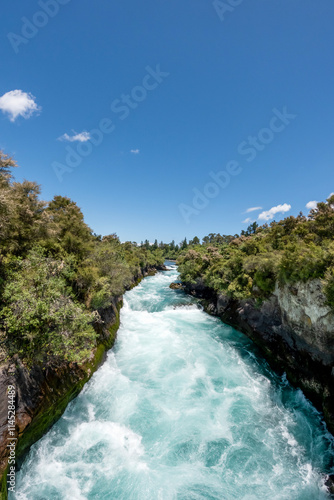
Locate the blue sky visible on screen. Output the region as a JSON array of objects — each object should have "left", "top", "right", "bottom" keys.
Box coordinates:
[{"left": 1, "top": 0, "right": 334, "bottom": 244}]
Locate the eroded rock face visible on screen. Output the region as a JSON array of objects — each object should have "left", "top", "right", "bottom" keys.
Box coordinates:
[
  {"left": 273, "top": 280, "right": 334, "bottom": 365},
  {"left": 0, "top": 357, "right": 88, "bottom": 476},
  {"left": 184, "top": 279, "right": 334, "bottom": 435}
]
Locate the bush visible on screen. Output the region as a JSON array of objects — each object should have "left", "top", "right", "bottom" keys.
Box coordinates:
[{"left": 1, "top": 249, "right": 96, "bottom": 363}]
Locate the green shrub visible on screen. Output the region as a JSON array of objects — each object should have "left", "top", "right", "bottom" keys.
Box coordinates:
[{"left": 1, "top": 249, "right": 96, "bottom": 363}]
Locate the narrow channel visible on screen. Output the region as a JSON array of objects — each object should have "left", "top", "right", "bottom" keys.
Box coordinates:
[{"left": 12, "top": 265, "right": 334, "bottom": 499}]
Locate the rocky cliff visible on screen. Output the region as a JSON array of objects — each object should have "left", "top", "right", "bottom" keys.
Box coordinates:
[
  {"left": 0, "top": 265, "right": 165, "bottom": 499},
  {"left": 183, "top": 278, "right": 334, "bottom": 435}
]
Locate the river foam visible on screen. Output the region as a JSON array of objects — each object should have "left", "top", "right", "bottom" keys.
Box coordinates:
[{"left": 12, "top": 267, "right": 334, "bottom": 499}]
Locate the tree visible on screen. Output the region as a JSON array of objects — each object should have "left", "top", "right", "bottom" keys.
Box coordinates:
[
  {"left": 241, "top": 222, "right": 258, "bottom": 237},
  {"left": 46, "top": 196, "right": 93, "bottom": 258},
  {"left": 189, "top": 236, "right": 200, "bottom": 246},
  {"left": 0, "top": 180, "right": 46, "bottom": 256},
  {"left": 181, "top": 237, "right": 188, "bottom": 249},
  {"left": 102, "top": 233, "right": 120, "bottom": 244},
  {"left": 0, "top": 150, "right": 17, "bottom": 182},
  {"left": 309, "top": 195, "right": 334, "bottom": 240}
]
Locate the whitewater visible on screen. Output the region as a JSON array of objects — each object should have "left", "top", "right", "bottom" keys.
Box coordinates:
[{"left": 12, "top": 265, "right": 334, "bottom": 499}]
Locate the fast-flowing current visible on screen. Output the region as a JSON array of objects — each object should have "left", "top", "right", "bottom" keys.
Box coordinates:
[{"left": 12, "top": 265, "right": 334, "bottom": 499}]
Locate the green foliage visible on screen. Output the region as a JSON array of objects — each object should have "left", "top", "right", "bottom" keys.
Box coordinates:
[
  {"left": 244, "top": 252, "right": 280, "bottom": 294},
  {"left": 323, "top": 267, "right": 334, "bottom": 309},
  {"left": 44, "top": 195, "right": 94, "bottom": 259},
  {"left": 1, "top": 249, "right": 96, "bottom": 363},
  {"left": 278, "top": 243, "right": 330, "bottom": 284},
  {"left": 241, "top": 221, "right": 258, "bottom": 236},
  {"left": 0, "top": 150, "right": 17, "bottom": 180},
  {"left": 0, "top": 179, "right": 46, "bottom": 256},
  {"left": 178, "top": 199, "right": 334, "bottom": 308}
]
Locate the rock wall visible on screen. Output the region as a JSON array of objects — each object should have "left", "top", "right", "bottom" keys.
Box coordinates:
[
  {"left": 184, "top": 278, "right": 334, "bottom": 435},
  {"left": 273, "top": 280, "right": 334, "bottom": 365}
]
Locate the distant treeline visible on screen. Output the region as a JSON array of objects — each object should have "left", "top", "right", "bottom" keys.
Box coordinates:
[{"left": 139, "top": 234, "right": 239, "bottom": 260}]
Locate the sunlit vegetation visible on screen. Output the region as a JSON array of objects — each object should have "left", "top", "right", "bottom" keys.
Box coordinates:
[
  {"left": 177, "top": 198, "right": 334, "bottom": 307},
  {"left": 0, "top": 151, "right": 164, "bottom": 363}
]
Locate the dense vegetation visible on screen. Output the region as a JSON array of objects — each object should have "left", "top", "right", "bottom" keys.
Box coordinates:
[
  {"left": 177, "top": 197, "right": 334, "bottom": 309},
  {"left": 0, "top": 151, "right": 164, "bottom": 364}
]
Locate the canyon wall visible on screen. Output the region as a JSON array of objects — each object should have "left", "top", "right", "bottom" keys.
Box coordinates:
[{"left": 184, "top": 278, "right": 334, "bottom": 434}]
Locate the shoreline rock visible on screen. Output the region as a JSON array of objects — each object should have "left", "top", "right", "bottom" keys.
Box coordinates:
[{"left": 169, "top": 282, "right": 184, "bottom": 290}]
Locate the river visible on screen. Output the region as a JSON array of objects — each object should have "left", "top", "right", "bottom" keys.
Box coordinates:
[{"left": 12, "top": 264, "right": 334, "bottom": 499}]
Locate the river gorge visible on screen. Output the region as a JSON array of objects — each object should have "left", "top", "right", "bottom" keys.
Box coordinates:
[{"left": 11, "top": 265, "right": 334, "bottom": 499}]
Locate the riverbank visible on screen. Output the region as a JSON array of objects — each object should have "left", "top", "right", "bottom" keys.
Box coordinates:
[
  {"left": 0, "top": 265, "right": 166, "bottom": 500},
  {"left": 181, "top": 278, "right": 334, "bottom": 438}
]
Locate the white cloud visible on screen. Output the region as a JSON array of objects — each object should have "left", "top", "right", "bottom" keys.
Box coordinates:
[
  {"left": 58, "top": 132, "right": 91, "bottom": 142},
  {"left": 306, "top": 200, "right": 318, "bottom": 210},
  {"left": 258, "top": 203, "right": 291, "bottom": 221},
  {"left": 242, "top": 217, "right": 253, "bottom": 224},
  {"left": 328, "top": 192, "right": 334, "bottom": 198},
  {"left": 245, "top": 206, "right": 262, "bottom": 213},
  {"left": 130, "top": 149, "right": 140, "bottom": 154},
  {"left": 0, "top": 90, "right": 41, "bottom": 122}
]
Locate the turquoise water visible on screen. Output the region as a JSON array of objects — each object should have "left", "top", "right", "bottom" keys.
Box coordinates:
[{"left": 12, "top": 266, "right": 334, "bottom": 499}]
